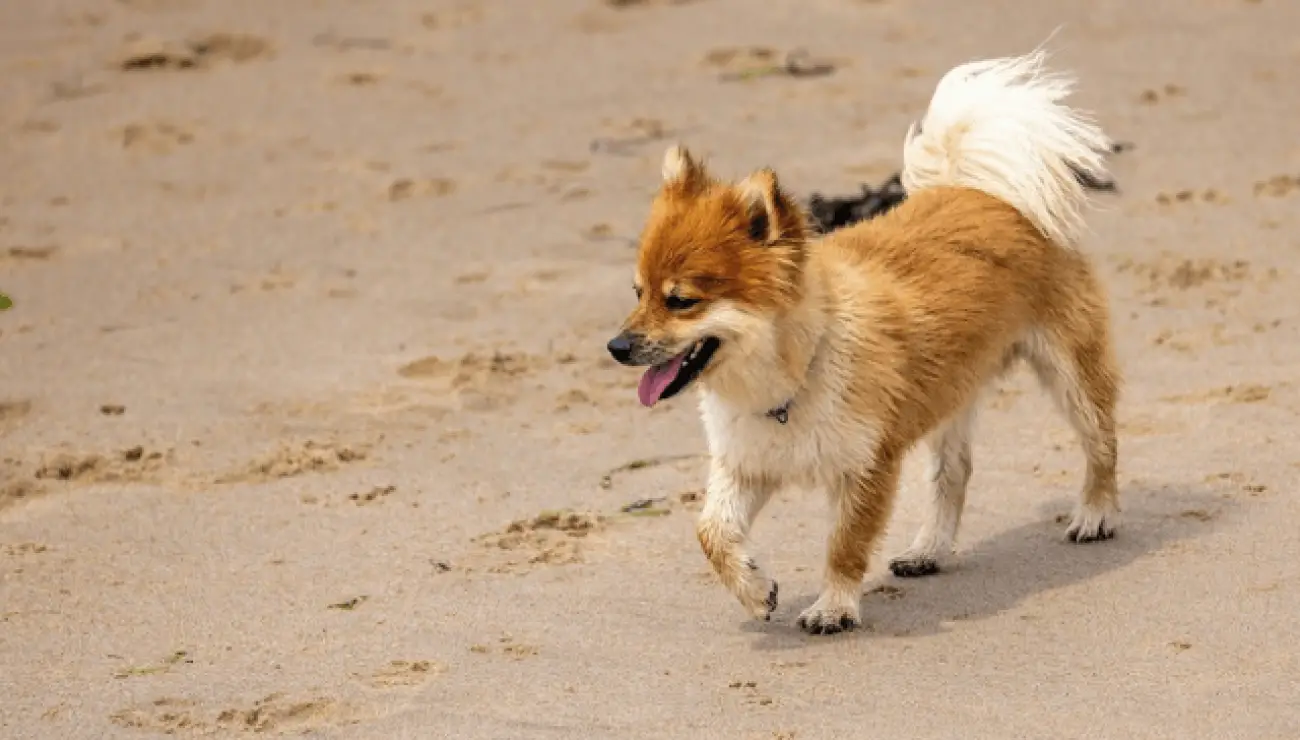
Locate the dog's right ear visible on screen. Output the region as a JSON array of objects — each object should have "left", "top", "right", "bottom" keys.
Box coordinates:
[{"left": 661, "top": 145, "right": 707, "bottom": 195}]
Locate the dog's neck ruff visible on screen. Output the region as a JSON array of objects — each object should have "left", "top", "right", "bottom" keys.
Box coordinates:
[{"left": 756, "top": 259, "right": 830, "bottom": 427}]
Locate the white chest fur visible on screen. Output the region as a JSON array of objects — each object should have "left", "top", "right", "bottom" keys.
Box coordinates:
[{"left": 698, "top": 387, "right": 880, "bottom": 489}]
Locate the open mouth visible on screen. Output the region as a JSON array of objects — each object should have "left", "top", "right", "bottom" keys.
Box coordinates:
[{"left": 637, "top": 337, "right": 721, "bottom": 407}]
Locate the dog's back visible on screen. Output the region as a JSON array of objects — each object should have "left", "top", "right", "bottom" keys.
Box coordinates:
[{"left": 811, "top": 186, "right": 1053, "bottom": 441}]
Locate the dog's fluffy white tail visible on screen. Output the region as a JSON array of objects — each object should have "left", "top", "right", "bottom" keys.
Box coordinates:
[{"left": 901, "top": 49, "right": 1111, "bottom": 248}]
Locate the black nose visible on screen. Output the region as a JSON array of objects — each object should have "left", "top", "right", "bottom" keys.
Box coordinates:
[{"left": 606, "top": 333, "right": 635, "bottom": 365}]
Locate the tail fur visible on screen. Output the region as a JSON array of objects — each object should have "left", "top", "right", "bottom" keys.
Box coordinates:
[{"left": 900, "top": 48, "right": 1111, "bottom": 248}]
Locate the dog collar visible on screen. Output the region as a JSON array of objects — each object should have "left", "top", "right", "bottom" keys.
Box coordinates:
[
  {"left": 765, "top": 336, "right": 822, "bottom": 425},
  {"left": 766, "top": 400, "right": 792, "bottom": 425}
]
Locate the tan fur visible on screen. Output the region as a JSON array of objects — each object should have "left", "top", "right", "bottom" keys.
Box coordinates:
[{"left": 613, "top": 145, "right": 1120, "bottom": 634}]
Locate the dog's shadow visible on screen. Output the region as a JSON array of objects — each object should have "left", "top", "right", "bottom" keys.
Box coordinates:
[{"left": 743, "top": 483, "right": 1230, "bottom": 649}]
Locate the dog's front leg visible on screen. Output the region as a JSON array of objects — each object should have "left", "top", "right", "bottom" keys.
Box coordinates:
[
  {"left": 696, "top": 461, "right": 779, "bottom": 621},
  {"left": 798, "top": 457, "right": 901, "bottom": 635}
]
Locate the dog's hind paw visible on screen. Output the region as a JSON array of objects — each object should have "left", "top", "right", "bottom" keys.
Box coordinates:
[{"left": 1066, "top": 504, "right": 1117, "bottom": 543}]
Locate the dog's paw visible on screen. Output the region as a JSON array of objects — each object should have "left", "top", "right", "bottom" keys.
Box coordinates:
[
  {"left": 762, "top": 579, "right": 779, "bottom": 617},
  {"left": 796, "top": 595, "right": 861, "bottom": 636},
  {"left": 737, "top": 576, "right": 779, "bottom": 621},
  {"left": 1066, "top": 504, "right": 1117, "bottom": 543},
  {"left": 888, "top": 552, "right": 941, "bottom": 578}
]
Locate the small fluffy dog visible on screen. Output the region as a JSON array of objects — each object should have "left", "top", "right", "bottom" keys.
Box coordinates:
[{"left": 606, "top": 49, "right": 1120, "bottom": 634}]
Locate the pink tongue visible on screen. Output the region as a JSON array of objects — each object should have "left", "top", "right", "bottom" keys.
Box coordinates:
[{"left": 637, "top": 353, "right": 686, "bottom": 407}]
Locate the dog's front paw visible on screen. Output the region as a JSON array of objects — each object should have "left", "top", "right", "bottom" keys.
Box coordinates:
[
  {"left": 1066, "top": 504, "right": 1117, "bottom": 543},
  {"left": 735, "top": 575, "right": 779, "bottom": 621},
  {"left": 796, "top": 594, "right": 861, "bottom": 636},
  {"left": 888, "top": 551, "right": 942, "bottom": 578}
]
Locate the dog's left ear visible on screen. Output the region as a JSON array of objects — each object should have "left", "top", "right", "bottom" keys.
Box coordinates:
[{"left": 737, "top": 168, "right": 802, "bottom": 244}]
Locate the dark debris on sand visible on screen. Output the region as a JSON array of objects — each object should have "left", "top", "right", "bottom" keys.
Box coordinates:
[
  {"left": 805, "top": 142, "right": 1131, "bottom": 234},
  {"left": 805, "top": 173, "right": 907, "bottom": 234}
]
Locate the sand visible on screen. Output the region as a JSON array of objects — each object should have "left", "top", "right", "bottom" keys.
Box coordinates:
[{"left": 2, "top": 0, "right": 1300, "bottom": 738}]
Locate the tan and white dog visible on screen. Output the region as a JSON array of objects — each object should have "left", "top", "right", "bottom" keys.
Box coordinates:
[{"left": 606, "top": 49, "right": 1120, "bottom": 634}]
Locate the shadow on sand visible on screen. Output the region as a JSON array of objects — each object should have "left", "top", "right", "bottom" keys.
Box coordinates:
[{"left": 743, "top": 482, "right": 1230, "bottom": 649}]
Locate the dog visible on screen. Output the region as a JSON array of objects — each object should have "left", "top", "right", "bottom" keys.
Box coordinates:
[{"left": 606, "top": 49, "right": 1120, "bottom": 635}]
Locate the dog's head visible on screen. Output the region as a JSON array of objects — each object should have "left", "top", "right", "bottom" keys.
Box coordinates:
[{"left": 607, "top": 145, "right": 810, "bottom": 407}]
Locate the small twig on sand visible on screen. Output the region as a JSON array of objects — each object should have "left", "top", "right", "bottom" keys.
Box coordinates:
[
  {"left": 719, "top": 49, "right": 836, "bottom": 82},
  {"left": 112, "top": 650, "right": 191, "bottom": 679},
  {"left": 783, "top": 49, "right": 837, "bottom": 78},
  {"left": 599, "top": 454, "right": 704, "bottom": 489},
  {"left": 620, "top": 497, "right": 673, "bottom": 516}
]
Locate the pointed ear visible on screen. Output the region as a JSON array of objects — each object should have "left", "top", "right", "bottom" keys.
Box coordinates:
[
  {"left": 661, "top": 144, "right": 706, "bottom": 194},
  {"left": 737, "top": 168, "right": 802, "bottom": 244}
]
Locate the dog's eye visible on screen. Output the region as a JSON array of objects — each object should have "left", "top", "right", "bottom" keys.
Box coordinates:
[
  {"left": 665, "top": 295, "right": 700, "bottom": 311},
  {"left": 634, "top": 285, "right": 643, "bottom": 299}
]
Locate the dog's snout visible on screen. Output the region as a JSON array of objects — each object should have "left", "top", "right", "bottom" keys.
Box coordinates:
[{"left": 606, "top": 333, "right": 638, "bottom": 365}]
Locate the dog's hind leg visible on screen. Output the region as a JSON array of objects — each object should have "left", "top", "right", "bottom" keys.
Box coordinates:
[
  {"left": 889, "top": 405, "right": 976, "bottom": 578},
  {"left": 696, "top": 462, "right": 780, "bottom": 621},
  {"left": 1022, "top": 316, "right": 1121, "bottom": 542}
]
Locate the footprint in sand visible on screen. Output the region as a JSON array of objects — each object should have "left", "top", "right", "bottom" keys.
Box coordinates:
[
  {"left": 348, "top": 485, "right": 396, "bottom": 506},
  {"left": 418, "top": 4, "right": 485, "bottom": 31},
  {"left": 109, "top": 698, "right": 203, "bottom": 735},
  {"left": 454, "top": 270, "right": 490, "bottom": 285},
  {"left": 0, "top": 479, "right": 45, "bottom": 512},
  {"left": 1112, "top": 254, "right": 1253, "bottom": 293},
  {"left": 118, "top": 121, "right": 197, "bottom": 154},
  {"left": 215, "top": 440, "right": 369, "bottom": 484},
  {"left": 553, "top": 388, "right": 598, "bottom": 413},
  {"left": 471, "top": 510, "right": 606, "bottom": 573},
  {"left": 336, "top": 70, "right": 385, "bottom": 87},
  {"left": 0, "top": 398, "right": 32, "bottom": 429},
  {"left": 20, "top": 446, "right": 171, "bottom": 491},
  {"left": 468, "top": 634, "right": 541, "bottom": 660},
  {"left": 362, "top": 660, "right": 446, "bottom": 688},
  {"left": 1154, "top": 188, "right": 1229, "bottom": 206},
  {"left": 1161, "top": 383, "right": 1275, "bottom": 405},
  {"left": 1203, "top": 472, "right": 1269, "bottom": 497},
  {"left": 1137, "top": 83, "right": 1187, "bottom": 105},
  {"left": 115, "top": 32, "right": 272, "bottom": 72},
  {"left": 111, "top": 693, "right": 349, "bottom": 736},
  {"left": 1118, "top": 415, "right": 1185, "bottom": 437},
  {"left": 387, "top": 178, "right": 457, "bottom": 201},
  {"left": 216, "top": 694, "right": 348, "bottom": 733},
  {"left": 1, "top": 246, "right": 58, "bottom": 264},
  {"left": 1253, "top": 174, "right": 1300, "bottom": 198},
  {"left": 396, "top": 350, "right": 548, "bottom": 412},
  {"left": 3, "top": 542, "right": 50, "bottom": 557}
]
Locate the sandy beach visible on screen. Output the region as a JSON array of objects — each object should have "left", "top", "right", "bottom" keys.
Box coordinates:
[{"left": 2, "top": 0, "right": 1300, "bottom": 738}]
